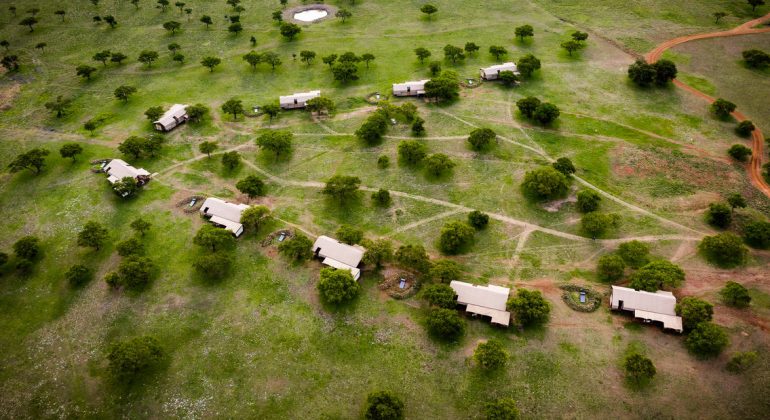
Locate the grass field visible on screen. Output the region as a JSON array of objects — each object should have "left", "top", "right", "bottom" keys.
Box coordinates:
[{"left": 1, "top": 0, "right": 769, "bottom": 418}]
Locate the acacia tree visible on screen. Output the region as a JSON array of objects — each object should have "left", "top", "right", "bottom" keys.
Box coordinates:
[
  {"left": 280, "top": 22, "right": 301, "bottom": 40},
  {"left": 336, "top": 9, "right": 352, "bottom": 22},
  {"left": 163, "top": 21, "right": 181, "bottom": 34},
  {"left": 8, "top": 148, "right": 50, "bottom": 174},
  {"left": 20, "top": 17, "right": 39, "bottom": 32},
  {"left": 489, "top": 45, "right": 507, "bottom": 61},
  {"left": 138, "top": 50, "right": 159, "bottom": 67},
  {"left": 200, "top": 15, "right": 213, "bottom": 28},
  {"left": 130, "top": 217, "right": 151, "bottom": 236},
  {"left": 322, "top": 175, "right": 361, "bottom": 203},
  {"left": 221, "top": 98, "right": 244, "bottom": 120},
  {"left": 317, "top": 267, "right": 360, "bottom": 304},
  {"left": 221, "top": 151, "right": 241, "bottom": 170},
  {"left": 76, "top": 65, "right": 98, "bottom": 80},
  {"left": 515, "top": 24, "right": 534, "bottom": 41},
  {"left": 235, "top": 175, "right": 266, "bottom": 199},
  {"left": 256, "top": 130, "right": 293, "bottom": 157},
  {"left": 199, "top": 141, "right": 218, "bottom": 158},
  {"left": 420, "top": 4, "right": 438, "bottom": 19},
  {"left": 200, "top": 56, "right": 221, "bottom": 72},
  {"left": 193, "top": 225, "right": 234, "bottom": 252},
  {"left": 414, "top": 47, "right": 431, "bottom": 63},
  {"left": 114, "top": 85, "right": 137, "bottom": 102},
  {"left": 59, "top": 143, "right": 83, "bottom": 162},
  {"left": 77, "top": 221, "right": 109, "bottom": 251}
]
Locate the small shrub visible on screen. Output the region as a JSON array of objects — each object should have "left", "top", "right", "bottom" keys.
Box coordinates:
[
  {"left": 65, "top": 264, "right": 92, "bottom": 287},
  {"left": 685, "top": 322, "right": 729, "bottom": 358},
  {"left": 107, "top": 336, "right": 164, "bottom": 380},
  {"left": 726, "top": 351, "right": 758, "bottom": 373},
  {"left": 364, "top": 391, "right": 404, "bottom": 420},
  {"left": 597, "top": 254, "right": 625, "bottom": 282},
  {"left": 720, "top": 281, "right": 751, "bottom": 308},
  {"left": 336, "top": 225, "right": 364, "bottom": 245},
  {"left": 467, "top": 210, "right": 489, "bottom": 229},
  {"left": 624, "top": 352, "right": 656, "bottom": 385}
]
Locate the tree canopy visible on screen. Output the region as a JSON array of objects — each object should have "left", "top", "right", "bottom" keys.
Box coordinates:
[
  {"left": 256, "top": 130, "right": 293, "bottom": 157},
  {"left": 698, "top": 233, "right": 748, "bottom": 268},
  {"left": 507, "top": 289, "right": 550, "bottom": 326},
  {"left": 474, "top": 340, "right": 508, "bottom": 370},
  {"left": 521, "top": 166, "right": 569, "bottom": 200},
  {"left": 685, "top": 322, "right": 729, "bottom": 358},
  {"left": 317, "top": 267, "right": 359, "bottom": 304},
  {"left": 426, "top": 308, "right": 465, "bottom": 340},
  {"left": 675, "top": 297, "right": 714, "bottom": 331},
  {"left": 77, "top": 221, "right": 109, "bottom": 251},
  {"left": 438, "top": 221, "right": 475, "bottom": 254},
  {"left": 629, "top": 260, "right": 685, "bottom": 291},
  {"left": 364, "top": 391, "right": 404, "bottom": 420},
  {"left": 720, "top": 281, "right": 751, "bottom": 308}
]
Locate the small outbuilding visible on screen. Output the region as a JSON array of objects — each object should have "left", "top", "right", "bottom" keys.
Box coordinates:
[
  {"left": 479, "top": 62, "right": 519, "bottom": 80},
  {"left": 279, "top": 90, "right": 321, "bottom": 110},
  {"left": 104, "top": 159, "right": 151, "bottom": 185},
  {"left": 312, "top": 235, "right": 365, "bottom": 280},
  {"left": 392, "top": 80, "right": 429, "bottom": 97},
  {"left": 450, "top": 280, "right": 512, "bottom": 327},
  {"left": 153, "top": 104, "right": 189, "bottom": 132},
  {"left": 199, "top": 197, "right": 250, "bottom": 237},
  {"left": 610, "top": 286, "right": 683, "bottom": 333}
]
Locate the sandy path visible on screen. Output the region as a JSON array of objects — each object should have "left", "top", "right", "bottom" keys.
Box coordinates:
[{"left": 645, "top": 12, "right": 770, "bottom": 199}]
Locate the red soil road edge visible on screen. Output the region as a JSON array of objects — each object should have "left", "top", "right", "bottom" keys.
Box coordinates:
[{"left": 644, "top": 13, "right": 770, "bottom": 199}]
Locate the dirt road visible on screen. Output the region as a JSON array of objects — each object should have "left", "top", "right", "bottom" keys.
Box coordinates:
[{"left": 645, "top": 13, "right": 770, "bottom": 199}]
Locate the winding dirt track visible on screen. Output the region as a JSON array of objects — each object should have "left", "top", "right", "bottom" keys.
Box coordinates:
[{"left": 645, "top": 13, "right": 770, "bottom": 198}]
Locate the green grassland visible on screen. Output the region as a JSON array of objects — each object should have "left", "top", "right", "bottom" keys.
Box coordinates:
[{"left": 1, "top": 0, "right": 770, "bottom": 418}]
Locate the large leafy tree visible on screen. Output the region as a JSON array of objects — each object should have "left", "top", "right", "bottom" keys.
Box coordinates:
[
  {"left": 521, "top": 166, "right": 569, "bottom": 199},
  {"left": 77, "top": 221, "right": 109, "bottom": 251},
  {"left": 617, "top": 240, "right": 650, "bottom": 268},
  {"left": 221, "top": 98, "right": 244, "bottom": 120},
  {"left": 193, "top": 225, "right": 235, "bottom": 252},
  {"left": 720, "top": 281, "right": 751, "bottom": 308},
  {"left": 675, "top": 297, "right": 714, "bottom": 331},
  {"left": 59, "top": 143, "right": 83, "bottom": 162},
  {"left": 45, "top": 95, "right": 73, "bottom": 116},
  {"left": 474, "top": 340, "right": 508, "bottom": 370},
  {"left": 364, "top": 391, "right": 404, "bottom": 420},
  {"left": 507, "top": 289, "right": 550, "bottom": 327},
  {"left": 426, "top": 308, "right": 465, "bottom": 340},
  {"left": 467, "top": 128, "right": 496, "bottom": 151},
  {"left": 322, "top": 175, "right": 361, "bottom": 203},
  {"left": 422, "top": 284, "right": 457, "bottom": 309},
  {"left": 483, "top": 399, "right": 520, "bottom": 420},
  {"left": 395, "top": 244, "right": 430, "bottom": 272},
  {"left": 278, "top": 234, "right": 313, "bottom": 261},
  {"left": 698, "top": 233, "right": 748, "bottom": 268},
  {"left": 438, "top": 221, "right": 475, "bottom": 254},
  {"left": 236, "top": 175, "right": 266, "bottom": 199},
  {"left": 685, "top": 322, "right": 729, "bottom": 358},
  {"left": 624, "top": 353, "right": 656, "bottom": 385},
  {"left": 597, "top": 254, "right": 625, "bottom": 282},
  {"left": 629, "top": 260, "right": 685, "bottom": 291},
  {"left": 240, "top": 206, "right": 270, "bottom": 230},
  {"left": 514, "top": 24, "right": 534, "bottom": 41},
  {"left": 256, "top": 130, "right": 293, "bottom": 157},
  {"left": 317, "top": 267, "right": 360, "bottom": 304},
  {"left": 8, "top": 148, "right": 50, "bottom": 174},
  {"left": 107, "top": 336, "right": 164, "bottom": 380}
]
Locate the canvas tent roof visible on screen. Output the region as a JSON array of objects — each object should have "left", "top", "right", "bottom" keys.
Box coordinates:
[
  {"left": 480, "top": 62, "right": 518, "bottom": 77},
  {"left": 450, "top": 281, "right": 511, "bottom": 326},
  {"left": 322, "top": 257, "right": 361, "bottom": 280},
  {"left": 634, "top": 310, "right": 683, "bottom": 331},
  {"left": 393, "top": 80, "right": 429, "bottom": 93},
  {"left": 154, "top": 104, "right": 188, "bottom": 127},
  {"left": 200, "top": 198, "right": 249, "bottom": 235},
  {"left": 610, "top": 286, "right": 678, "bottom": 315},
  {"left": 279, "top": 90, "right": 321, "bottom": 106},
  {"left": 312, "top": 235, "right": 364, "bottom": 268},
  {"left": 104, "top": 159, "right": 150, "bottom": 184}
]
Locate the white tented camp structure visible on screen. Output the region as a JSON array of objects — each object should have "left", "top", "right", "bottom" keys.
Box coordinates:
[
  {"left": 199, "top": 197, "right": 249, "bottom": 237},
  {"left": 392, "top": 80, "right": 429, "bottom": 97},
  {"left": 479, "top": 62, "right": 519, "bottom": 80},
  {"left": 104, "top": 159, "right": 151, "bottom": 185},
  {"left": 153, "top": 104, "right": 189, "bottom": 132},
  {"left": 450, "top": 281, "right": 512, "bottom": 326},
  {"left": 610, "top": 286, "right": 683, "bottom": 333},
  {"left": 312, "top": 235, "right": 365, "bottom": 280},
  {"left": 279, "top": 90, "right": 321, "bottom": 110}
]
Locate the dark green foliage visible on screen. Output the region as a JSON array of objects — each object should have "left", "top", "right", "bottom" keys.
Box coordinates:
[
  {"left": 498, "top": 70, "right": 519, "bottom": 86},
  {"left": 685, "top": 322, "right": 729, "bottom": 358},
  {"left": 521, "top": 166, "right": 569, "bottom": 199},
  {"left": 464, "top": 42, "right": 479, "bottom": 55},
  {"left": 130, "top": 217, "right": 151, "bottom": 236},
  {"left": 426, "top": 308, "right": 465, "bottom": 340},
  {"left": 336, "top": 225, "right": 364, "bottom": 245},
  {"left": 221, "top": 151, "right": 241, "bottom": 170},
  {"left": 193, "top": 225, "right": 235, "bottom": 253},
  {"left": 743, "top": 220, "right": 770, "bottom": 249},
  {"left": 186, "top": 103, "right": 208, "bottom": 123},
  {"left": 332, "top": 62, "right": 359, "bottom": 83},
  {"left": 467, "top": 128, "right": 496, "bottom": 151},
  {"left": 572, "top": 31, "right": 589, "bottom": 42},
  {"left": 517, "top": 54, "right": 541, "bottom": 78},
  {"left": 488, "top": 45, "right": 507, "bottom": 60},
  {"left": 483, "top": 398, "right": 520, "bottom": 419},
  {"left": 429, "top": 259, "right": 462, "bottom": 283},
  {"left": 581, "top": 212, "right": 620, "bottom": 239},
  {"left": 474, "top": 340, "right": 508, "bottom": 370},
  {"left": 576, "top": 189, "right": 601, "bottom": 213},
  {"left": 711, "top": 98, "right": 737, "bottom": 118},
  {"left": 627, "top": 60, "right": 656, "bottom": 87},
  {"left": 727, "top": 144, "right": 752, "bottom": 161},
  {"left": 742, "top": 49, "right": 770, "bottom": 68},
  {"left": 371, "top": 189, "right": 391, "bottom": 207},
  {"left": 322, "top": 175, "right": 361, "bottom": 203},
  {"left": 467, "top": 210, "right": 489, "bottom": 229},
  {"left": 514, "top": 24, "right": 534, "bottom": 41},
  {"left": 364, "top": 391, "right": 404, "bottom": 420},
  {"left": 720, "top": 281, "right": 752, "bottom": 307},
  {"left": 228, "top": 22, "right": 243, "bottom": 35},
  {"left": 397, "top": 140, "right": 428, "bottom": 165},
  {"left": 306, "top": 97, "right": 335, "bottom": 114},
  {"left": 726, "top": 193, "right": 747, "bottom": 210},
  {"left": 8, "top": 148, "right": 50, "bottom": 174},
  {"left": 532, "top": 102, "right": 560, "bottom": 125},
  {"left": 65, "top": 264, "right": 92, "bottom": 287},
  {"left": 113, "top": 176, "right": 139, "bottom": 198},
  {"left": 652, "top": 59, "right": 677, "bottom": 85},
  {"left": 698, "top": 233, "right": 748, "bottom": 268},
  {"left": 355, "top": 111, "right": 388, "bottom": 145},
  {"left": 221, "top": 98, "right": 244, "bottom": 119},
  {"left": 107, "top": 336, "right": 164, "bottom": 379},
  {"left": 411, "top": 117, "right": 426, "bottom": 136},
  {"left": 59, "top": 143, "right": 83, "bottom": 162},
  {"left": 414, "top": 47, "right": 431, "bottom": 63},
  {"left": 552, "top": 157, "right": 576, "bottom": 176},
  {"left": 561, "top": 40, "right": 583, "bottom": 56},
  {"left": 676, "top": 297, "right": 714, "bottom": 331},
  {"left": 747, "top": 0, "right": 766, "bottom": 12},
  {"left": 236, "top": 175, "right": 266, "bottom": 199},
  {"left": 317, "top": 267, "right": 359, "bottom": 304},
  {"left": 279, "top": 22, "right": 301, "bottom": 40},
  {"left": 508, "top": 289, "right": 550, "bottom": 326},
  {"left": 735, "top": 120, "right": 755, "bottom": 137},
  {"left": 624, "top": 353, "right": 656, "bottom": 385},
  {"left": 256, "top": 130, "right": 293, "bottom": 157},
  {"left": 200, "top": 56, "right": 221, "bottom": 72},
  {"left": 518, "top": 96, "right": 542, "bottom": 119},
  {"left": 706, "top": 202, "right": 732, "bottom": 228},
  {"left": 77, "top": 221, "right": 108, "bottom": 251},
  {"left": 726, "top": 351, "right": 758, "bottom": 373},
  {"left": 428, "top": 60, "right": 442, "bottom": 76},
  {"left": 116, "top": 237, "right": 144, "bottom": 257},
  {"left": 145, "top": 106, "right": 164, "bottom": 122},
  {"left": 377, "top": 155, "right": 390, "bottom": 169},
  {"left": 278, "top": 234, "right": 313, "bottom": 261},
  {"left": 424, "top": 71, "right": 459, "bottom": 102},
  {"left": 240, "top": 206, "right": 270, "bottom": 230},
  {"left": 116, "top": 256, "right": 155, "bottom": 290},
  {"left": 438, "top": 221, "right": 475, "bottom": 254},
  {"left": 422, "top": 284, "right": 457, "bottom": 309},
  {"left": 138, "top": 50, "right": 159, "bottom": 67},
  {"left": 45, "top": 95, "right": 73, "bottom": 117},
  {"left": 361, "top": 238, "right": 393, "bottom": 268},
  {"left": 424, "top": 153, "right": 455, "bottom": 177},
  {"left": 420, "top": 4, "right": 438, "bottom": 19},
  {"left": 629, "top": 260, "right": 685, "bottom": 291},
  {"left": 395, "top": 244, "right": 430, "bottom": 272},
  {"left": 617, "top": 240, "right": 650, "bottom": 268},
  {"left": 597, "top": 254, "right": 625, "bottom": 282}
]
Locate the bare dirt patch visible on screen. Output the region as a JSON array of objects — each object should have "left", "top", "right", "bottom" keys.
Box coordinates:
[
  {"left": 0, "top": 83, "right": 21, "bottom": 111},
  {"left": 283, "top": 4, "right": 338, "bottom": 24}
]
